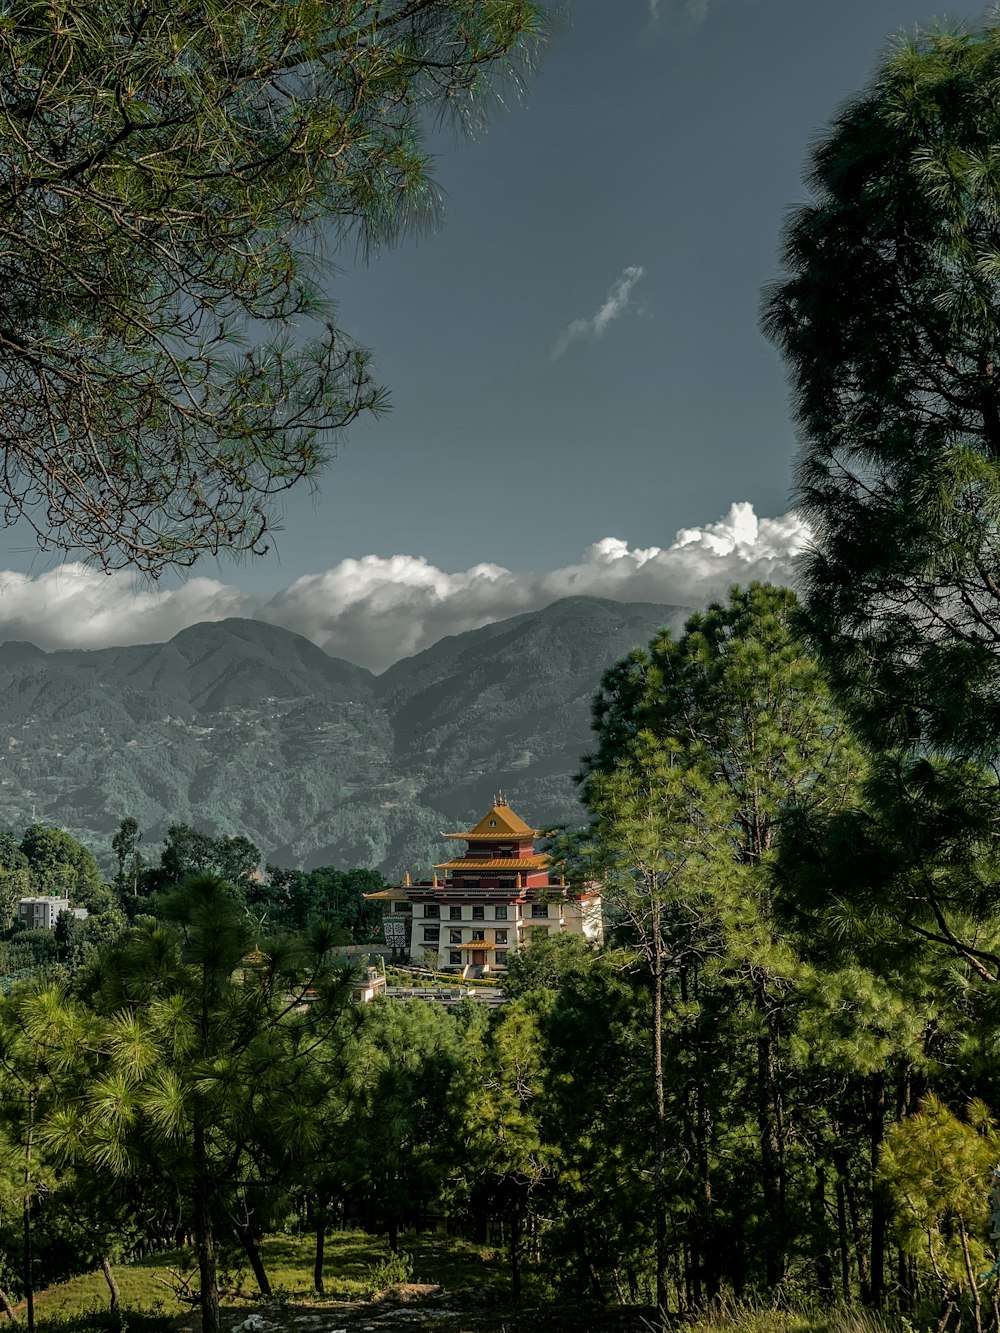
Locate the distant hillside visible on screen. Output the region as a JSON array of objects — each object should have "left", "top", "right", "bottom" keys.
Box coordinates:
[
  {"left": 378, "top": 597, "right": 687, "bottom": 826},
  {"left": 0, "top": 597, "right": 687, "bottom": 877}
]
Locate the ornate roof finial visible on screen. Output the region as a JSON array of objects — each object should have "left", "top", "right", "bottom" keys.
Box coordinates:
[{"left": 496, "top": 789, "right": 507, "bottom": 806}]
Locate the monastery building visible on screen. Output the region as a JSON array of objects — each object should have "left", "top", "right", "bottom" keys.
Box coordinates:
[{"left": 366, "top": 795, "right": 602, "bottom": 977}]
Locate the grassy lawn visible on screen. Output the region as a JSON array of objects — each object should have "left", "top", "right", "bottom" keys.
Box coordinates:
[
  {"left": 24, "top": 1238, "right": 879, "bottom": 1333},
  {"left": 27, "top": 1229, "right": 509, "bottom": 1328}
]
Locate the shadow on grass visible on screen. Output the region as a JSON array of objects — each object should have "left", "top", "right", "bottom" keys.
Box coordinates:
[{"left": 33, "top": 1311, "right": 175, "bottom": 1333}]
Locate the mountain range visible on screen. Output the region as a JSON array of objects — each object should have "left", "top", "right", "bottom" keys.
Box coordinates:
[{"left": 0, "top": 596, "right": 687, "bottom": 877}]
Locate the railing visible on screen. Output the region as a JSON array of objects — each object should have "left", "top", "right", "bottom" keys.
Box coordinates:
[{"left": 384, "top": 986, "right": 506, "bottom": 1008}]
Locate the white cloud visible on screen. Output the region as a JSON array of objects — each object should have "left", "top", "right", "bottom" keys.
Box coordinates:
[
  {"left": 0, "top": 504, "right": 811, "bottom": 672},
  {"left": 0, "top": 567, "right": 252, "bottom": 651},
  {"left": 553, "top": 265, "right": 646, "bottom": 359}
]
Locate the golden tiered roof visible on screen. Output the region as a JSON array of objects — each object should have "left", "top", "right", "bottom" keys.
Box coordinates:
[
  {"left": 442, "top": 796, "right": 541, "bottom": 841},
  {"left": 434, "top": 854, "right": 549, "bottom": 872}
]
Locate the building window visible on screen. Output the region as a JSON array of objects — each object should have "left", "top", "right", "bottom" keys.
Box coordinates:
[
  {"left": 495, "top": 904, "right": 508, "bottom": 920},
  {"left": 472, "top": 905, "right": 485, "bottom": 921},
  {"left": 424, "top": 904, "right": 440, "bottom": 919},
  {"left": 471, "top": 929, "right": 485, "bottom": 942},
  {"left": 450, "top": 905, "right": 462, "bottom": 920},
  {"left": 449, "top": 951, "right": 462, "bottom": 965},
  {"left": 531, "top": 903, "right": 549, "bottom": 918},
  {"left": 495, "top": 950, "right": 508, "bottom": 966},
  {"left": 495, "top": 930, "right": 508, "bottom": 945},
  {"left": 465, "top": 878, "right": 480, "bottom": 888},
  {"left": 449, "top": 929, "right": 462, "bottom": 945},
  {"left": 499, "top": 878, "right": 515, "bottom": 889},
  {"left": 423, "top": 927, "right": 440, "bottom": 942}
]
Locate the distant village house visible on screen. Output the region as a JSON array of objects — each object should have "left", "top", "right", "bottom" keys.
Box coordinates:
[{"left": 17, "top": 896, "right": 88, "bottom": 929}]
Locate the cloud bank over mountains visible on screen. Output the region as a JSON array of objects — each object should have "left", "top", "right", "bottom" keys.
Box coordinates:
[{"left": 0, "top": 504, "right": 811, "bottom": 671}]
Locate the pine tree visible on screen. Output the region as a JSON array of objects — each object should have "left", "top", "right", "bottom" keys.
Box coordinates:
[
  {"left": 575, "top": 584, "right": 865, "bottom": 1308},
  {"left": 763, "top": 16, "right": 1000, "bottom": 759},
  {"left": 0, "top": 984, "right": 98, "bottom": 1331},
  {"left": 49, "top": 874, "right": 347, "bottom": 1333},
  {"left": 0, "top": 0, "right": 550, "bottom": 571}
]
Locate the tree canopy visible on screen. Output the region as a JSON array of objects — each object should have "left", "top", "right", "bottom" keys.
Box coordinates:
[
  {"left": 763, "top": 18, "right": 1000, "bottom": 755},
  {"left": 0, "top": 0, "right": 548, "bottom": 573}
]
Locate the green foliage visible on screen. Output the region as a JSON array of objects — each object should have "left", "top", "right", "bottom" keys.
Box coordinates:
[
  {"left": 763, "top": 16, "right": 1000, "bottom": 758},
  {"left": 587, "top": 583, "right": 861, "bottom": 837},
  {"left": 571, "top": 584, "right": 880, "bottom": 1309},
  {"left": 21, "top": 825, "right": 107, "bottom": 910},
  {"left": 260, "top": 864, "right": 385, "bottom": 939},
  {"left": 153, "top": 823, "right": 260, "bottom": 895},
  {"left": 326, "top": 999, "right": 466, "bottom": 1247},
  {"left": 0, "top": 0, "right": 549, "bottom": 572},
  {"left": 51, "top": 874, "right": 352, "bottom": 1333},
  {"left": 502, "top": 931, "right": 597, "bottom": 999},
  {"left": 882, "top": 1096, "right": 996, "bottom": 1296},
  {"left": 449, "top": 998, "right": 556, "bottom": 1301},
  {"left": 363, "top": 1248, "right": 414, "bottom": 1295}
]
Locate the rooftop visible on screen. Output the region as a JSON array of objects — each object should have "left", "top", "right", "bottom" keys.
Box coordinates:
[
  {"left": 434, "top": 855, "right": 550, "bottom": 872},
  {"left": 442, "top": 795, "right": 541, "bottom": 841}
]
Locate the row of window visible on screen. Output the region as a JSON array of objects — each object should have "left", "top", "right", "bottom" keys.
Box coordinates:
[
  {"left": 446, "top": 950, "right": 509, "bottom": 966},
  {"left": 421, "top": 903, "right": 501, "bottom": 921},
  {"left": 452, "top": 877, "right": 519, "bottom": 888},
  {"left": 422, "top": 927, "right": 509, "bottom": 944},
  {"left": 420, "top": 903, "right": 551, "bottom": 920}
]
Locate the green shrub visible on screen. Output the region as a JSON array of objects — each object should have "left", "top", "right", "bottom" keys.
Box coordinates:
[{"left": 364, "top": 1249, "right": 414, "bottom": 1295}]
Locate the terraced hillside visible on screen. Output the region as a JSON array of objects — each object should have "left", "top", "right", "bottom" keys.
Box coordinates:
[{"left": 0, "top": 597, "right": 686, "bottom": 876}]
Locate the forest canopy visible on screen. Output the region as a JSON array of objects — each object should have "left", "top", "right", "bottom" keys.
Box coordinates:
[{"left": 0, "top": 0, "right": 548, "bottom": 573}]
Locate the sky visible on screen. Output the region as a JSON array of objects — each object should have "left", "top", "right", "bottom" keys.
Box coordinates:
[{"left": 0, "top": 0, "right": 983, "bottom": 670}]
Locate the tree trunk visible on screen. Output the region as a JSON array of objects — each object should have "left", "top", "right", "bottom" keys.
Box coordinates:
[
  {"left": 960, "top": 1220, "right": 984, "bottom": 1333},
  {"left": 869, "top": 1072, "right": 886, "bottom": 1309},
  {"left": 100, "top": 1256, "right": 121, "bottom": 1311},
  {"left": 237, "top": 1228, "right": 271, "bottom": 1298},
  {"left": 23, "top": 1091, "right": 34, "bottom": 1333},
  {"left": 0, "top": 1287, "right": 15, "bottom": 1321},
  {"left": 813, "top": 1165, "right": 834, "bottom": 1300},
  {"left": 695, "top": 1076, "right": 715, "bottom": 1300},
  {"left": 652, "top": 934, "right": 669, "bottom": 1329},
  {"left": 313, "top": 1207, "right": 326, "bottom": 1295},
  {"left": 844, "top": 1171, "right": 870, "bottom": 1304},
  {"left": 510, "top": 1208, "right": 522, "bottom": 1304},
  {"left": 756, "top": 1032, "right": 784, "bottom": 1289},
  {"left": 835, "top": 1172, "right": 851, "bottom": 1302},
  {"left": 193, "top": 1122, "right": 220, "bottom": 1333}
]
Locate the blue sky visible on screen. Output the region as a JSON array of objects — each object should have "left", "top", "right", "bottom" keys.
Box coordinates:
[
  {"left": 291, "top": 0, "right": 955, "bottom": 576},
  {"left": 0, "top": 0, "right": 983, "bottom": 667}
]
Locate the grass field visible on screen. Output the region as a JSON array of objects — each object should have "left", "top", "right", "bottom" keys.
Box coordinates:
[
  {"left": 24, "top": 1230, "right": 517, "bottom": 1330},
  {"left": 20, "top": 1238, "right": 902, "bottom": 1333}
]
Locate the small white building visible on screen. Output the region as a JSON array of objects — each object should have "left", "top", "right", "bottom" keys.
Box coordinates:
[
  {"left": 351, "top": 966, "right": 388, "bottom": 1004},
  {"left": 18, "top": 896, "right": 70, "bottom": 930}
]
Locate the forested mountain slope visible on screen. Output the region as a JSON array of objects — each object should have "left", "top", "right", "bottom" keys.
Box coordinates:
[{"left": 0, "top": 597, "right": 686, "bottom": 876}]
